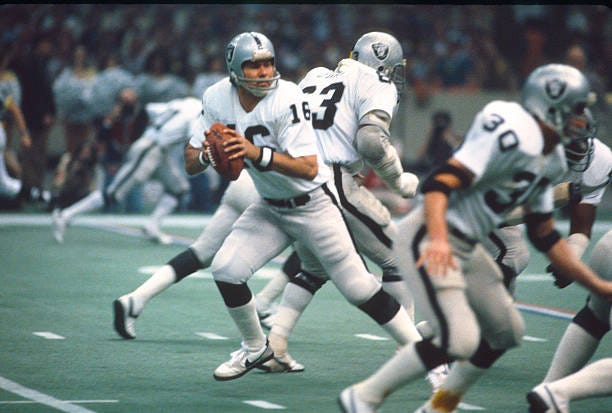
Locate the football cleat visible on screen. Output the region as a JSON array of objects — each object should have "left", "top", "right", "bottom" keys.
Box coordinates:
[
  {"left": 527, "top": 383, "right": 569, "bottom": 413},
  {"left": 52, "top": 209, "right": 67, "bottom": 244},
  {"left": 258, "top": 353, "right": 304, "bottom": 373},
  {"left": 113, "top": 295, "right": 139, "bottom": 339},
  {"left": 142, "top": 222, "right": 172, "bottom": 245},
  {"left": 213, "top": 340, "right": 274, "bottom": 381},
  {"left": 338, "top": 386, "right": 380, "bottom": 413}
]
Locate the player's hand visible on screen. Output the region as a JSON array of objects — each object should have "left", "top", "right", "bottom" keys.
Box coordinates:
[
  {"left": 545, "top": 264, "right": 574, "bottom": 289},
  {"left": 416, "top": 238, "right": 457, "bottom": 277},
  {"left": 397, "top": 172, "right": 419, "bottom": 198}
]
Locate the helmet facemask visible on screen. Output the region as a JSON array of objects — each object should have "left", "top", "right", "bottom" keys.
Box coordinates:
[
  {"left": 226, "top": 32, "right": 281, "bottom": 98},
  {"left": 564, "top": 108, "right": 596, "bottom": 172}
]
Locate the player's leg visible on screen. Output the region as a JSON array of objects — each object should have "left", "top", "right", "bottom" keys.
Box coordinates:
[
  {"left": 255, "top": 249, "right": 301, "bottom": 328},
  {"left": 541, "top": 230, "right": 612, "bottom": 383},
  {"left": 418, "top": 245, "right": 525, "bottom": 413},
  {"left": 210, "top": 200, "right": 291, "bottom": 380},
  {"left": 339, "top": 208, "right": 481, "bottom": 412},
  {"left": 113, "top": 189, "right": 245, "bottom": 339},
  {"left": 142, "top": 157, "right": 190, "bottom": 244},
  {"left": 289, "top": 187, "right": 422, "bottom": 346}
]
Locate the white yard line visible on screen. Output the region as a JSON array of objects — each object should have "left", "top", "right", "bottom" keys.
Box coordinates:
[{"left": 0, "top": 376, "right": 98, "bottom": 413}]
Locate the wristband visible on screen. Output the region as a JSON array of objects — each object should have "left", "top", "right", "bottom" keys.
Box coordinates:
[
  {"left": 198, "top": 150, "right": 209, "bottom": 167},
  {"left": 256, "top": 146, "right": 275, "bottom": 170}
]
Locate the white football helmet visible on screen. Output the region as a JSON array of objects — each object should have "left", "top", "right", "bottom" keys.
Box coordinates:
[
  {"left": 225, "top": 32, "right": 280, "bottom": 97},
  {"left": 521, "top": 63, "right": 593, "bottom": 146},
  {"left": 350, "top": 32, "right": 406, "bottom": 93},
  {"left": 564, "top": 107, "right": 596, "bottom": 172}
]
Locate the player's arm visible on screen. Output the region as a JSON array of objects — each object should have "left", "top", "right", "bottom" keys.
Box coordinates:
[
  {"left": 355, "top": 109, "right": 419, "bottom": 198},
  {"left": 222, "top": 128, "right": 318, "bottom": 180},
  {"left": 525, "top": 213, "right": 612, "bottom": 300},
  {"left": 185, "top": 143, "right": 210, "bottom": 176},
  {"left": 416, "top": 158, "right": 473, "bottom": 276}
]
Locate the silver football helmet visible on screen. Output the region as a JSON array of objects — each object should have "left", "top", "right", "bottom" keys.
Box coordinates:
[
  {"left": 564, "top": 107, "right": 596, "bottom": 172},
  {"left": 350, "top": 32, "right": 406, "bottom": 93},
  {"left": 521, "top": 63, "right": 594, "bottom": 146},
  {"left": 225, "top": 32, "right": 280, "bottom": 97}
]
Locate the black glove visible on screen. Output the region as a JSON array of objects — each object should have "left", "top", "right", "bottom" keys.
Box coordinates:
[{"left": 546, "top": 264, "right": 574, "bottom": 289}]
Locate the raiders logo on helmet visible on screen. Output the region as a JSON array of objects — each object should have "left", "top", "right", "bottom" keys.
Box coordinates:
[
  {"left": 545, "top": 79, "right": 567, "bottom": 100},
  {"left": 226, "top": 44, "right": 235, "bottom": 64},
  {"left": 371, "top": 42, "right": 389, "bottom": 60}
]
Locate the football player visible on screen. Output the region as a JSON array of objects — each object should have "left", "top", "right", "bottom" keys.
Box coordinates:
[
  {"left": 0, "top": 84, "right": 50, "bottom": 205},
  {"left": 259, "top": 32, "right": 426, "bottom": 374},
  {"left": 51, "top": 96, "right": 200, "bottom": 244},
  {"left": 527, "top": 229, "right": 612, "bottom": 412},
  {"left": 181, "top": 32, "right": 419, "bottom": 381},
  {"left": 338, "top": 64, "right": 612, "bottom": 413}
]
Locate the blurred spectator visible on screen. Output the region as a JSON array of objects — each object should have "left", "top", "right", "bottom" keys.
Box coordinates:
[
  {"left": 10, "top": 34, "right": 57, "bottom": 191},
  {"left": 472, "top": 30, "right": 518, "bottom": 91},
  {"left": 406, "top": 110, "right": 463, "bottom": 179},
  {"left": 518, "top": 19, "right": 551, "bottom": 84},
  {"left": 50, "top": 139, "right": 98, "bottom": 209},
  {"left": 134, "top": 47, "right": 190, "bottom": 105},
  {"left": 0, "top": 44, "right": 24, "bottom": 180},
  {"left": 52, "top": 44, "right": 97, "bottom": 155}
]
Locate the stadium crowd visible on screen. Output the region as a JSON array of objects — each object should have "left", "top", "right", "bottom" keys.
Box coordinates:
[{"left": 0, "top": 4, "right": 609, "bottom": 212}]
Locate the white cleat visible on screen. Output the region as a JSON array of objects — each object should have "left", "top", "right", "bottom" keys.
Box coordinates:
[
  {"left": 426, "top": 363, "right": 450, "bottom": 392},
  {"left": 258, "top": 352, "right": 305, "bottom": 373},
  {"left": 213, "top": 340, "right": 274, "bottom": 381},
  {"left": 113, "top": 295, "right": 139, "bottom": 339},
  {"left": 338, "top": 386, "right": 380, "bottom": 413},
  {"left": 142, "top": 223, "right": 172, "bottom": 245},
  {"left": 527, "top": 383, "right": 569, "bottom": 413},
  {"left": 52, "top": 209, "right": 67, "bottom": 243}
]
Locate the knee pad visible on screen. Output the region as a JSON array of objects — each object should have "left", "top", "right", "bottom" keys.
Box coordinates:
[
  {"left": 215, "top": 281, "right": 252, "bottom": 308},
  {"left": 574, "top": 306, "right": 610, "bottom": 340},
  {"left": 168, "top": 248, "right": 203, "bottom": 282},
  {"left": 290, "top": 271, "right": 326, "bottom": 295},
  {"left": 484, "top": 310, "right": 525, "bottom": 350},
  {"left": 469, "top": 339, "right": 507, "bottom": 369},
  {"left": 357, "top": 288, "right": 400, "bottom": 325},
  {"left": 415, "top": 339, "right": 454, "bottom": 370},
  {"left": 282, "top": 250, "right": 302, "bottom": 279}
]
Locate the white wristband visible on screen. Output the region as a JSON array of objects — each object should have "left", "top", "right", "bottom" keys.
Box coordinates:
[
  {"left": 257, "top": 146, "right": 274, "bottom": 169},
  {"left": 198, "top": 150, "right": 209, "bottom": 167}
]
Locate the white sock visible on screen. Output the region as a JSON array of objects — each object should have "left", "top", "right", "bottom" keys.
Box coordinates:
[
  {"left": 255, "top": 270, "right": 290, "bottom": 314},
  {"left": 543, "top": 323, "right": 599, "bottom": 383},
  {"left": 270, "top": 283, "right": 313, "bottom": 339},
  {"left": 549, "top": 358, "right": 612, "bottom": 401},
  {"left": 356, "top": 343, "right": 426, "bottom": 405},
  {"left": 440, "top": 360, "right": 486, "bottom": 394},
  {"left": 381, "top": 306, "right": 422, "bottom": 345},
  {"left": 227, "top": 297, "right": 266, "bottom": 352},
  {"left": 62, "top": 190, "right": 104, "bottom": 221},
  {"left": 129, "top": 264, "right": 177, "bottom": 314}
]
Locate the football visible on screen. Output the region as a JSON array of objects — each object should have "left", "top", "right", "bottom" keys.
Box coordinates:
[{"left": 205, "top": 122, "right": 244, "bottom": 181}]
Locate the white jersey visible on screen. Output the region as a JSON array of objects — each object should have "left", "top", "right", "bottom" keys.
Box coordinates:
[
  {"left": 190, "top": 77, "right": 331, "bottom": 199},
  {"left": 142, "top": 97, "right": 201, "bottom": 148},
  {"left": 563, "top": 138, "right": 611, "bottom": 205},
  {"left": 449, "top": 100, "right": 567, "bottom": 240},
  {"left": 298, "top": 59, "right": 398, "bottom": 166}
]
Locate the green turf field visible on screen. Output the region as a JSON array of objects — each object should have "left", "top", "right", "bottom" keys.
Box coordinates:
[{"left": 1, "top": 214, "right": 610, "bottom": 412}]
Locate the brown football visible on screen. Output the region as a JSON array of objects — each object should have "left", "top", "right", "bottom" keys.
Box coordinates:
[{"left": 205, "top": 122, "right": 244, "bottom": 181}]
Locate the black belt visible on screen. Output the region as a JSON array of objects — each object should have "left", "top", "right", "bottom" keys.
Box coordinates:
[
  {"left": 264, "top": 194, "right": 310, "bottom": 208},
  {"left": 449, "top": 226, "right": 477, "bottom": 246}
]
